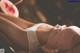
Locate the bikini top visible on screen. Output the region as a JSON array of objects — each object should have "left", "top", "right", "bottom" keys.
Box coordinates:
[
  {"left": 25, "top": 23, "right": 53, "bottom": 52},
  {"left": 25, "top": 23, "right": 80, "bottom": 52}
]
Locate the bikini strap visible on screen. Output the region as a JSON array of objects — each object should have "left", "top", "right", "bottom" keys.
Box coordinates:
[{"left": 25, "top": 23, "right": 45, "bottom": 52}]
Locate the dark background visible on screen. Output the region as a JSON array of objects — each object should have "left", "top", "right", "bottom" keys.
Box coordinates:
[
  {"left": 12, "top": 0, "right": 80, "bottom": 27},
  {"left": 0, "top": 0, "right": 80, "bottom": 53}
]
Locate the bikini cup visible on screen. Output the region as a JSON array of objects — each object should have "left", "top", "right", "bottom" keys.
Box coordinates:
[
  {"left": 25, "top": 23, "right": 54, "bottom": 52},
  {"left": 25, "top": 23, "right": 46, "bottom": 52}
]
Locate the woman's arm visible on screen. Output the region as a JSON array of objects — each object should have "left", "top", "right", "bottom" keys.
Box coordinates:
[
  {"left": 0, "top": 12, "right": 34, "bottom": 29},
  {"left": 0, "top": 14, "right": 54, "bottom": 52},
  {"left": 0, "top": 16, "right": 29, "bottom": 50}
]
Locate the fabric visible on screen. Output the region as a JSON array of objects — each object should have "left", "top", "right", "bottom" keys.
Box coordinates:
[
  {"left": 25, "top": 23, "right": 47, "bottom": 52},
  {"left": 25, "top": 23, "right": 80, "bottom": 53},
  {"left": 25, "top": 23, "right": 54, "bottom": 52}
]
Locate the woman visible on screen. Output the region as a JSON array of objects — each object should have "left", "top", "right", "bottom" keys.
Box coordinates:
[
  {"left": 0, "top": 12, "right": 51, "bottom": 53},
  {"left": 0, "top": 13, "right": 80, "bottom": 53}
]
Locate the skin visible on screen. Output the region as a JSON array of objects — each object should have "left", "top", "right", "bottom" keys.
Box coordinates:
[
  {"left": 0, "top": 13, "right": 53, "bottom": 53},
  {"left": 1, "top": 6, "right": 80, "bottom": 52},
  {"left": 0, "top": 13, "right": 80, "bottom": 53}
]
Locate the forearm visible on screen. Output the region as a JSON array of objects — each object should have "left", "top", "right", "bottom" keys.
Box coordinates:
[{"left": 0, "top": 12, "right": 34, "bottom": 29}]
